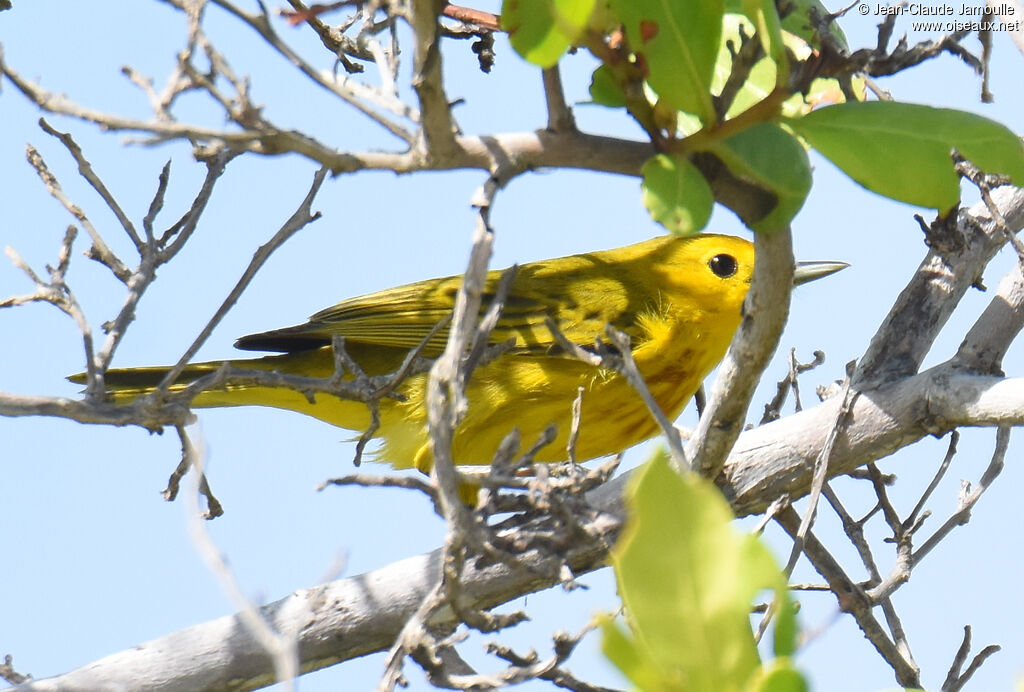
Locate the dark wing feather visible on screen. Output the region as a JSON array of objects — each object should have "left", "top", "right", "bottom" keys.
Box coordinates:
[{"left": 235, "top": 251, "right": 654, "bottom": 356}]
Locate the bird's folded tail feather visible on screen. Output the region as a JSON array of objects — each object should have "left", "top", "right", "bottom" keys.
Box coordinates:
[
  {"left": 67, "top": 353, "right": 381, "bottom": 441},
  {"left": 67, "top": 362, "right": 227, "bottom": 402}
]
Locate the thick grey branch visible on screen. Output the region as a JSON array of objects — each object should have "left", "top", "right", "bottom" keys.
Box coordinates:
[
  {"left": 2, "top": 53, "right": 790, "bottom": 226},
  {"left": 955, "top": 261, "right": 1024, "bottom": 373},
  {"left": 409, "top": 0, "right": 458, "bottom": 159},
  {"left": 14, "top": 361, "right": 1024, "bottom": 690},
  {"left": 855, "top": 186, "right": 1024, "bottom": 387},
  {"left": 721, "top": 363, "right": 1024, "bottom": 516},
  {"left": 687, "top": 227, "right": 795, "bottom": 478},
  {"left": 0, "top": 393, "right": 193, "bottom": 429},
  {"left": 6, "top": 512, "right": 617, "bottom": 692}
]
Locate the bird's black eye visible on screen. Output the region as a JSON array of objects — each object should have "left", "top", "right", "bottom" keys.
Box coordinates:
[{"left": 708, "top": 253, "right": 738, "bottom": 278}]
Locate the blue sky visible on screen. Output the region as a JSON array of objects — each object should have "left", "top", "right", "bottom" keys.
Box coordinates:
[{"left": 2, "top": 2, "right": 1023, "bottom": 690}]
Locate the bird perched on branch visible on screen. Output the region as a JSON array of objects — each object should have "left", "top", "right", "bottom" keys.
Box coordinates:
[{"left": 74, "top": 234, "right": 845, "bottom": 472}]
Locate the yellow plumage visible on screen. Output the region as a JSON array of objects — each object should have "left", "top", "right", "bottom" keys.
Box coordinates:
[{"left": 81, "top": 234, "right": 759, "bottom": 472}]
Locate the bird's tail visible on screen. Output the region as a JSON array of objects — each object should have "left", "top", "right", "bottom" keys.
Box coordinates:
[
  {"left": 68, "top": 362, "right": 225, "bottom": 401},
  {"left": 67, "top": 350, "right": 378, "bottom": 434}
]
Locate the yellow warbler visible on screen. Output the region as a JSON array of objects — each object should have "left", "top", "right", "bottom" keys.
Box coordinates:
[{"left": 78, "top": 234, "right": 844, "bottom": 472}]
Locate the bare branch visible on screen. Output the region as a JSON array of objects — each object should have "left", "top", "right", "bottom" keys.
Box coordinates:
[
  {"left": 781, "top": 360, "right": 858, "bottom": 577},
  {"left": 756, "top": 362, "right": 858, "bottom": 644},
  {"left": 855, "top": 186, "right": 1024, "bottom": 388},
  {"left": 2, "top": 229, "right": 98, "bottom": 394},
  {"left": 775, "top": 505, "right": 922, "bottom": 687},
  {"left": 0, "top": 656, "right": 29, "bottom": 686},
  {"left": 542, "top": 65, "right": 576, "bottom": 133},
  {"left": 207, "top": 0, "right": 415, "bottom": 141},
  {"left": 181, "top": 428, "right": 306, "bottom": 690},
  {"left": 12, "top": 361, "right": 1024, "bottom": 689},
  {"left": 604, "top": 326, "right": 687, "bottom": 465},
  {"left": 567, "top": 385, "right": 585, "bottom": 464},
  {"left": 688, "top": 227, "right": 796, "bottom": 478},
  {"left": 158, "top": 165, "right": 328, "bottom": 390},
  {"left": 319, "top": 473, "right": 440, "bottom": 511},
  {"left": 24, "top": 140, "right": 131, "bottom": 282},
  {"left": 906, "top": 430, "right": 959, "bottom": 528},
  {"left": 380, "top": 169, "right": 514, "bottom": 689},
  {"left": 913, "top": 427, "right": 1010, "bottom": 564},
  {"left": 760, "top": 349, "right": 825, "bottom": 424},
  {"left": 942, "top": 625, "right": 1002, "bottom": 692},
  {"left": 38, "top": 118, "right": 145, "bottom": 251},
  {"left": 541, "top": 318, "right": 687, "bottom": 465},
  {"left": 409, "top": 0, "right": 458, "bottom": 159},
  {"left": 94, "top": 150, "right": 234, "bottom": 377},
  {"left": 955, "top": 261, "right": 1024, "bottom": 373},
  {"left": 4, "top": 45, "right": 802, "bottom": 226},
  {"left": 0, "top": 391, "right": 193, "bottom": 429}
]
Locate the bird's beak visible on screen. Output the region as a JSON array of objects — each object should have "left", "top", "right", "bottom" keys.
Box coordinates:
[{"left": 793, "top": 260, "right": 849, "bottom": 286}]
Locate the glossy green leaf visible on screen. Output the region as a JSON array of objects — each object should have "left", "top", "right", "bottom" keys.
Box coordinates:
[
  {"left": 641, "top": 154, "right": 714, "bottom": 234},
  {"left": 712, "top": 122, "right": 811, "bottom": 232},
  {"left": 608, "top": 0, "right": 724, "bottom": 122},
  {"left": 501, "top": 0, "right": 595, "bottom": 68},
  {"left": 588, "top": 65, "right": 627, "bottom": 107},
  {"left": 788, "top": 102, "right": 1024, "bottom": 211},
  {"left": 608, "top": 450, "right": 785, "bottom": 692}
]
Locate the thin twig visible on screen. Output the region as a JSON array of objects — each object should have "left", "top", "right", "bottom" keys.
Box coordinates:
[
  {"left": 24, "top": 139, "right": 131, "bottom": 282},
  {"left": 381, "top": 169, "right": 512, "bottom": 690},
  {"left": 905, "top": 430, "right": 959, "bottom": 530},
  {"left": 775, "top": 505, "right": 921, "bottom": 687},
  {"left": 567, "top": 385, "right": 585, "bottom": 465},
  {"left": 0, "top": 655, "right": 29, "bottom": 686},
  {"left": 179, "top": 427, "right": 299, "bottom": 687},
  {"left": 955, "top": 154, "right": 1024, "bottom": 262},
  {"left": 783, "top": 360, "right": 858, "bottom": 577},
  {"left": 913, "top": 427, "right": 1010, "bottom": 564},
  {"left": 158, "top": 165, "right": 328, "bottom": 390},
  {"left": 760, "top": 349, "right": 825, "bottom": 424},
  {"left": 542, "top": 65, "right": 576, "bottom": 133},
  {"left": 38, "top": 118, "right": 145, "bottom": 251},
  {"left": 209, "top": 0, "right": 415, "bottom": 141},
  {"left": 942, "top": 625, "right": 1001, "bottom": 692}
]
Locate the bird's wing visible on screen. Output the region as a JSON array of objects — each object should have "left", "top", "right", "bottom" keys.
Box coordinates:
[{"left": 235, "top": 258, "right": 650, "bottom": 356}]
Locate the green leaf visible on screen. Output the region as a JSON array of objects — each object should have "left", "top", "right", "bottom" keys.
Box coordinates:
[
  {"left": 608, "top": 0, "right": 724, "bottom": 122},
  {"left": 706, "top": 15, "right": 777, "bottom": 123},
  {"left": 588, "top": 65, "right": 627, "bottom": 107},
  {"left": 723, "top": 0, "right": 848, "bottom": 49},
  {"left": 501, "top": 0, "right": 596, "bottom": 68},
  {"left": 742, "top": 0, "right": 786, "bottom": 67},
  {"left": 779, "top": 0, "right": 848, "bottom": 49},
  {"left": 772, "top": 591, "right": 799, "bottom": 658},
  {"left": 787, "top": 102, "right": 1024, "bottom": 211},
  {"left": 690, "top": 15, "right": 855, "bottom": 138},
  {"left": 711, "top": 122, "right": 811, "bottom": 232},
  {"left": 641, "top": 154, "right": 714, "bottom": 234},
  {"left": 745, "top": 659, "right": 809, "bottom": 692},
  {"left": 608, "top": 450, "right": 786, "bottom": 692},
  {"left": 602, "top": 616, "right": 687, "bottom": 691}
]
